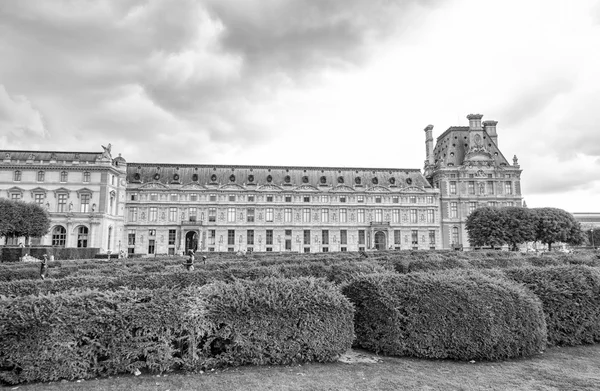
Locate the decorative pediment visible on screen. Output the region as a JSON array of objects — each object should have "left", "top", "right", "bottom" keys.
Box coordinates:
[
  {"left": 6, "top": 186, "right": 24, "bottom": 197},
  {"left": 53, "top": 187, "right": 71, "bottom": 198},
  {"left": 29, "top": 187, "right": 47, "bottom": 197},
  {"left": 219, "top": 183, "right": 245, "bottom": 191},
  {"left": 139, "top": 182, "right": 170, "bottom": 190},
  {"left": 294, "top": 184, "right": 320, "bottom": 192},
  {"left": 257, "top": 183, "right": 283, "bottom": 192},
  {"left": 366, "top": 185, "right": 391, "bottom": 192},
  {"left": 76, "top": 187, "right": 93, "bottom": 198},
  {"left": 181, "top": 182, "right": 208, "bottom": 190},
  {"left": 401, "top": 186, "right": 427, "bottom": 193},
  {"left": 329, "top": 185, "right": 355, "bottom": 193}
]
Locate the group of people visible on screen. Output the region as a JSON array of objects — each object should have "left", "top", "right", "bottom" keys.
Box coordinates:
[{"left": 184, "top": 250, "right": 207, "bottom": 271}]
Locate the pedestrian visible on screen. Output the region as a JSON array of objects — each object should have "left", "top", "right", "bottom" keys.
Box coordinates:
[
  {"left": 184, "top": 249, "right": 195, "bottom": 271},
  {"left": 40, "top": 254, "right": 49, "bottom": 280},
  {"left": 202, "top": 255, "right": 207, "bottom": 265}
]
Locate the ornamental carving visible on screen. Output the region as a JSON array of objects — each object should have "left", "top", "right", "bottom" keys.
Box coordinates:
[
  {"left": 210, "top": 174, "right": 217, "bottom": 182},
  {"left": 248, "top": 174, "right": 254, "bottom": 182}
]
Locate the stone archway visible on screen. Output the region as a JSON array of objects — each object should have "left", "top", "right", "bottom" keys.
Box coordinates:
[
  {"left": 185, "top": 231, "right": 198, "bottom": 253},
  {"left": 374, "top": 231, "right": 387, "bottom": 251}
]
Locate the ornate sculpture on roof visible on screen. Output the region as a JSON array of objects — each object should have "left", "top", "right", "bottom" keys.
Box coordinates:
[
  {"left": 470, "top": 134, "right": 487, "bottom": 153},
  {"left": 101, "top": 143, "right": 112, "bottom": 159},
  {"left": 513, "top": 155, "right": 519, "bottom": 165}
]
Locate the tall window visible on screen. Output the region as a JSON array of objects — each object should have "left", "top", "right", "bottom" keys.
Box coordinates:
[
  {"left": 170, "top": 193, "right": 178, "bottom": 202},
  {"left": 13, "top": 170, "right": 21, "bottom": 181},
  {"left": 228, "top": 230, "right": 235, "bottom": 245},
  {"left": 266, "top": 195, "right": 273, "bottom": 202},
  {"left": 60, "top": 171, "right": 68, "bottom": 183},
  {"left": 340, "top": 230, "right": 347, "bottom": 245},
  {"left": 149, "top": 207, "right": 158, "bottom": 222},
  {"left": 284, "top": 208, "right": 292, "bottom": 222},
  {"left": 375, "top": 209, "right": 383, "bottom": 222},
  {"left": 429, "top": 230, "right": 436, "bottom": 244},
  {"left": 392, "top": 209, "right": 400, "bottom": 223},
  {"left": 427, "top": 209, "right": 434, "bottom": 223},
  {"left": 209, "top": 208, "right": 216, "bottom": 222},
  {"left": 285, "top": 195, "right": 292, "bottom": 202},
  {"left": 487, "top": 181, "right": 494, "bottom": 194},
  {"left": 450, "top": 181, "right": 457, "bottom": 195},
  {"left": 169, "top": 207, "right": 177, "bottom": 222},
  {"left": 57, "top": 193, "right": 68, "bottom": 212},
  {"left": 247, "top": 230, "right": 254, "bottom": 245},
  {"left": 77, "top": 226, "right": 88, "bottom": 248},
  {"left": 392, "top": 196, "right": 399, "bottom": 204},
  {"left": 321, "top": 195, "right": 329, "bottom": 203},
  {"left": 340, "top": 208, "right": 347, "bottom": 223},
  {"left": 452, "top": 227, "right": 459, "bottom": 245},
  {"left": 394, "top": 230, "right": 401, "bottom": 245},
  {"left": 168, "top": 230, "right": 176, "bottom": 246},
  {"left": 505, "top": 181, "right": 513, "bottom": 195},
  {"left": 266, "top": 230, "right": 273, "bottom": 245},
  {"left": 227, "top": 207, "right": 236, "bottom": 222},
  {"left": 209, "top": 230, "right": 216, "bottom": 245},
  {"left": 358, "top": 230, "right": 365, "bottom": 245},
  {"left": 190, "top": 193, "right": 198, "bottom": 202},
  {"left": 80, "top": 194, "right": 90, "bottom": 213},
  {"left": 247, "top": 208, "right": 255, "bottom": 222},
  {"left": 266, "top": 208, "right": 274, "bottom": 222},
  {"left": 209, "top": 194, "right": 217, "bottom": 202},
  {"left": 357, "top": 195, "right": 364, "bottom": 203},
  {"left": 52, "top": 226, "right": 67, "bottom": 247},
  {"left": 468, "top": 181, "right": 475, "bottom": 194},
  {"left": 303, "top": 230, "right": 311, "bottom": 245},
  {"left": 11, "top": 193, "right": 21, "bottom": 200},
  {"left": 322, "top": 230, "right": 329, "bottom": 245},
  {"left": 34, "top": 193, "right": 45, "bottom": 206},
  {"left": 469, "top": 202, "right": 477, "bottom": 215},
  {"left": 150, "top": 193, "right": 158, "bottom": 201},
  {"left": 321, "top": 208, "right": 329, "bottom": 223},
  {"left": 450, "top": 202, "right": 458, "bottom": 218},
  {"left": 229, "top": 194, "right": 236, "bottom": 202},
  {"left": 37, "top": 171, "right": 45, "bottom": 182},
  {"left": 128, "top": 207, "right": 138, "bottom": 222},
  {"left": 411, "top": 230, "right": 418, "bottom": 245},
  {"left": 410, "top": 209, "right": 417, "bottom": 223},
  {"left": 409, "top": 196, "right": 416, "bottom": 204},
  {"left": 83, "top": 171, "right": 91, "bottom": 183},
  {"left": 375, "top": 196, "right": 382, "bottom": 204},
  {"left": 128, "top": 230, "right": 136, "bottom": 246},
  {"left": 426, "top": 196, "right": 434, "bottom": 204},
  {"left": 339, "top": 196, "right": 347, "bottom": 203},
  {"left": 303, "top": 196, "right": 310, "bottom": 203},
  {"left": 358, "top": 209, "right": 365, "bottom": 223},
  {"left": 303, "top": 208, "right": 311, "bottom": 223}
]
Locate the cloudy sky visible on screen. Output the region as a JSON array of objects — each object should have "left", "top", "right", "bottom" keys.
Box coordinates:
[{"left": 1, "top": 0, "right": 599, "bottom": 212}]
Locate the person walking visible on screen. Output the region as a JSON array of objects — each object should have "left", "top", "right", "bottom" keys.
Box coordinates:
[
  {"left": 184, "top": 249, "right": 195, "bottom": 271},
  {"left": 40, "top": 254, "right": 49, "bottom": 280}
]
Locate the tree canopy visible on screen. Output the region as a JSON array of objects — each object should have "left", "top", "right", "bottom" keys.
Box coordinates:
[
  {"left": 466, "top": 206, "right": 583, "bottom": 250},
  {"left": 0, "top": 199, "right": 50, "bottom": 243}
]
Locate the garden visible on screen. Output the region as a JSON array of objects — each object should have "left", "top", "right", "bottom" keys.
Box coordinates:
[{"left": 1, "top": 249, "right": 600, "bottom": 388}]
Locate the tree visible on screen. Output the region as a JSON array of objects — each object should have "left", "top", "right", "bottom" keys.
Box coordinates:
[
  {"left": 0, "top": 199, "right": 50, "bottom": 244},
  {"left": 531, "top": 207, "right": 583, "bottom": 250},
  {"left": 586, "top": 228, "right": 600, "bottom": 248},
  {"left": 465, "top": 207, "right": 506, "bottom": 249},
  {"left": 502, "top": 207, "right": 536, "bottom": 251}
]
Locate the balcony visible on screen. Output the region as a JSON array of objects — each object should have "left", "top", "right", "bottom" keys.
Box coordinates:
[{"left": 181, "top": 219, "right": 203, "bottom": 226}]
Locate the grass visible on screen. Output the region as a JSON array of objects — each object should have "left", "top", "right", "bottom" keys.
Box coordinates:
[{"left": 12, "top": 344, "right": 600, "bottom": 391}]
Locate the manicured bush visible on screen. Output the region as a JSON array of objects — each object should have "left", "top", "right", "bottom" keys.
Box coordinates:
[
  {"left": 0, "top": 278, "right": 354, "bottom": 384},
  {"left": 195, "top": 277, "right": 354, "bottom": 368},
  {"left": 342, "top": 271, "right": 547, "bottom": 361},
  {"left": 503, "top": 265, "right": 600, "bottom": 346}
]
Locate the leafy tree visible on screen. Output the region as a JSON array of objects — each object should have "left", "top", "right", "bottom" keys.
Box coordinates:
[
  {"left": 465, "top": 207, "right": 506, "bottom": 249},
  {"left": 586, "top": 228, "right": 600, "bottom": 248},
  {"left": 502, "top": 207, "right": 536, "bottom": 251},
  {"left": 0, "top": 199, "right": 50, "bottom": 244},
  {"left": 531, "top": 207, "right": 583, "bottom": 250}
]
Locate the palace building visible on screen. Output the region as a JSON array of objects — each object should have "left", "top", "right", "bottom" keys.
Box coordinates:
[{"left": 0, "top": 114, "right": 523, "bottom": 254}]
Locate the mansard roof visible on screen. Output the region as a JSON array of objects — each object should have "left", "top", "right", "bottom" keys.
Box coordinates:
[
  {"left": 0, "top": 149, "right": 103, "bottom": 163},
  {"left": 126, "top": 163, "right": 432, "bottom": 190},
  {"left": 432, "top": 127, "right": 510, "bottom": 168}
]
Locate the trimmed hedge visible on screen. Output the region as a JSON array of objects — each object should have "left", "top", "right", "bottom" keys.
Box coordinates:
[
  {"left": 0, "top": 278, "right": 354, "bottom": 384},
  {"left": 342, "top": 272, "right": 547, "bottom": 361},
  {"left": 503, "top": 265, "right": 600, "bottom": 346}
]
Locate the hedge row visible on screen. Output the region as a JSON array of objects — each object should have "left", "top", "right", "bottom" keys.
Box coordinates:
[
  {"left": 502, "top": 265, "right": 600, "bottom": 346},
  {"left": 0, "top": 260, "right": 389, "bottom": 297},
  {"left": 0, "top": 278, "right": 354, "bottom": 385},
  {"left": 342, "top": 271, "right": 547, "bottom": 361}
]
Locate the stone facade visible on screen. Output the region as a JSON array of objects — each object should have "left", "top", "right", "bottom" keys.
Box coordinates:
[{"left": 0, "top": 113, "right": 523, "bottom": 254}]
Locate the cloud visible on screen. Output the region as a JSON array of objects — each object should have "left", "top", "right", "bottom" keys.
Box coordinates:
[{"left": 0, "top": 85, "right": 48, "bottom": 145}]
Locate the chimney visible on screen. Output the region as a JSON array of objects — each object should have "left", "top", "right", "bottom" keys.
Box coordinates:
[
  {"left": 467, "top": 114, "right": 483, "bottom": 130},
  {"left": 483, "top": 120, "right": 498, "bottom": 146},
  {"left": 424, "top": 124, "right": 434, "bottom": 165}
]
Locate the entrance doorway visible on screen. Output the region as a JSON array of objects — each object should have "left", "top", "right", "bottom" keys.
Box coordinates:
[
  {"left": 374, "top": 231, "right": 387, "bottom": 251},
  {"left": 185, "top": 231, "right": 198, "bottom": 253}
]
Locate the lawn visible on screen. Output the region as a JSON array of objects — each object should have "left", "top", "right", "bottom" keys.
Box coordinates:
[{"left": 12, "top": 344, "right": 600, "bottom": 391}]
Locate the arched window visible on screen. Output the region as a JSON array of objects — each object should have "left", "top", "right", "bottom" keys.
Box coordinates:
[
  {"left": 452, "top": 227, "right": 459, "bottom": 245},
  {"left": 52, "top": 226, "right": 67, "bottom": 247},
  {"left": 77, "top": 226, "right": 89, "bottom": 248}
]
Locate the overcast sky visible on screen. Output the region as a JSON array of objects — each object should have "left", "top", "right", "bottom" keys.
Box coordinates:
[{"left": 1, "top": 0, "right": 599, "bottom": 212}]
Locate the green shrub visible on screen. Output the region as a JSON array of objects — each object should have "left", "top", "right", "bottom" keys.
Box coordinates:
[
  {"left": 342, "top": 272, "right": 547, "bottom": 361},
  {"left": 503, "top": 265, "right": 600, "bottom": 346},
  {"left": 0, "top": 278, "right": 354, "bottom": 384},
  {"left": 196, "top": 277, "right": 354, "bottom": 368}
]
